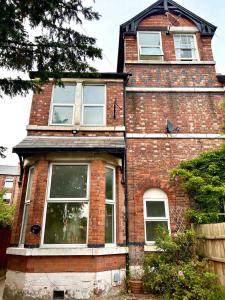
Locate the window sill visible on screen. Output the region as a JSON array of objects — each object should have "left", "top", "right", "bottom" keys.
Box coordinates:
[
  {"left": 144, "top": 245, "right": 161, "bottom": 252},
  {"left": 125, "top": 60, "right": 216, "bottom": 65},
  {"left": 6, "top": 246, "right": 128, "bottom": 256},
  {"left": 27, "top": 125, "right": 126, "bottom": 132}
]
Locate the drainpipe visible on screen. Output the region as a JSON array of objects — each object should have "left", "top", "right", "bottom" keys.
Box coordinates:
[{"left": 123, "top": 73, "right": 132, "bottom": 281}]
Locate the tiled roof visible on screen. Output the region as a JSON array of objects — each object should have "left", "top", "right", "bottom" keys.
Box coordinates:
[
  {"left": 0, "top": 165, "right": 19, "bottom": 176},
  {"left": 13, "top": 136, "right": 125, "bottom": 155}
]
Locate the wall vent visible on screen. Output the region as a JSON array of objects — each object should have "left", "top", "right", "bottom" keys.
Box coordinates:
[{"left": 53, "top": 290, "right": 64, "bottom": 299}]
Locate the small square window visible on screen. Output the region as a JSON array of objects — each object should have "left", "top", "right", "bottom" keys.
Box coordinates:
[{"left": 4, "top": 177, "right": 13, "bottom": 188}]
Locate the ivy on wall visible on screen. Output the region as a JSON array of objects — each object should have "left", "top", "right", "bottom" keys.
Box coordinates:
[{"left": 171, "top": 145, "right": 225, "bottom": 224}]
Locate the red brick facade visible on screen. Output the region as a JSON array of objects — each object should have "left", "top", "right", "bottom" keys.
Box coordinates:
[{"left": 5, "top": 2, "right": 225, "bottom": 299}]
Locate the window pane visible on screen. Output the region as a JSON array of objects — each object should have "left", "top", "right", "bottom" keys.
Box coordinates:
[
  {"left": 146, "top": 201, "right": 166, "bottom": 217},
  {"left": 83, "top": 107, "right": 104, "bottom": 125},
  {"left": 52, "top": 106, "right": 73, "bottom": 124},
  {"left": 53, "top": 85, "right": 76, "bottom": 104},
  {"left": 139, "top": 33, "right": 160, "bottom": 46},
  {"left": 83, "top": 85, "right": 105, "bottom": 104},
  {"left": 105, "top": 203, "right": 114, "bottom": 243},
  {"left": 26, "top": 168, "right": 34, "bottom": 201},
  {"left": 146, "top": 221, "right": 168, "bottom": 241},
  {"left": 50, "top": 165, "right": 88, "bottom": 199},
  {"left": 4, "top": 177, "right": 13, "bottom": 188},
  {"left": 20, "top": 203, "right": 29, "bottom": 244},
  {"left": 140, "top": 47, "right": 162, "bottom": 55},
  {"left": 180, "top": 49, "right": 193, "bottom": 58},
  {"left": 44, "top": 202, "right": 88, "bottom": 244},
  {"left": 106, "top": 168, "right": 113, "bottom": 200}
]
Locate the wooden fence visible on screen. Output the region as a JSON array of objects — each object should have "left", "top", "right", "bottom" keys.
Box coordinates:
[
  {"left": 195, "top": 222, "right": 225, "bottom": 285},
  {"left": 0, "top": 228, "right": 11, "bottom": 270}
]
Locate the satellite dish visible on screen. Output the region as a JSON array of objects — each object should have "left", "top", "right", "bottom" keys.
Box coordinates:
[{"left": 166, "top": 120, "right": 174, "bottom": 133}]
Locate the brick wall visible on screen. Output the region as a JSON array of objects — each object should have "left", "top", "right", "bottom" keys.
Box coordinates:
[
  {"left": 126, "top": 92, "right": 224, "bottom": 134},
  {"left": 7, "top": 254, "right": 126, "bottom": 273},
  {"left": 0, "top": 174, "right": 19, "bottom": 204}
]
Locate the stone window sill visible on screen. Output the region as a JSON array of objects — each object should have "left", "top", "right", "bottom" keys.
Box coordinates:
[{"left": 6, "top": 246, "right": 128, "bottom": 256}]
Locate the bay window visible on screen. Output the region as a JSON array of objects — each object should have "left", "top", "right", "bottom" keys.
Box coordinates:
[
  {"left": 138, "top": 32, "right": 163, "bottom": 60},
  {"left": 105, "top": 166, "right": 116, "bottom": 244},
  {"left": 19, "top": 167, "right": 34, "bottom": 245},
  {"left": 174, "top": 34, "right": 198, "bottom": 60},
  {"left": 43, "top": 164, "right": 89, "bottom": 245},
  {"left": 144, "top": 188, "right": 170, "bottom": 243},
  {"left": 50, "top": 84, "right": 106, "bottom": 126}
]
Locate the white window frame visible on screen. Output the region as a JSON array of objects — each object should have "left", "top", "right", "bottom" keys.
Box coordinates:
[
  {"left": 137, "top": 31, "right": 164, "bottom": 60},
  {"left": 3, "top": 192, "right": 12, "bottom": 202},
  {"left": 4, "top": 177, "right": 13, "bottom": 188},
  {"left": 81, "top": 84, "right": 106, "bottom": 126},
  {"left": 19, "top": 166, "right": 34, "bottom": 246},
  {"left": 144, "top": 189, "right": 170, "bottom": 245},
  {"left": 41, "top": 163, "right": 90, "bottom": 248},
  {"left": 174, "top": 33, "right": 199, "bottom": 61},
  {"left": 49, "top": 83, "right": 106, "bottom": 127},
  {"left": 105, "top": 165, "right": 116, "bottom": 246},
  {"left": 49, "top": 84, "right": 76, "bottom": 126}
]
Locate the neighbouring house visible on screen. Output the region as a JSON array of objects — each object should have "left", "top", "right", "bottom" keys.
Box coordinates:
[
  {"left": 0, "top": 165, "right": 19, "bottom": 204},
  {"left": 3, "top": 0, "right": 225, "bottom": 299}
]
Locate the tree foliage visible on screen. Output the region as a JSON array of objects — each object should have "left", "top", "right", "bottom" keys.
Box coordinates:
[
  {"left": 0, "top": 0, "right": 102, "bottom": 96},
  {"left": 0, "top": 190, "right": 16, "bottom": 228},
  {"left": 171, "top": 145, "right": 225, "bottom": 223}
]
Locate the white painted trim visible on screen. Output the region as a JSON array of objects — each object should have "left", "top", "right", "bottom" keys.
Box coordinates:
[
  {"left": 144, "top": 245, "right": 160, "bottom": 252},
  {"left": 125, "top": 60, "right": 216, "bottom": 65},
  {"left": 126, "top": 133, "right": 225, "bottom": 139},
  {"left": 126, "top": 87, "right": 225, "bottom": 93},
  {"left": 137, "top": 31, "right": 164, "bottom": 60},
  {"left": 170, "top": 26, "right": 199, "bottom": 33},
  {"left": 6, "top": 246, "right": 128, "bottom": 256},
  {"left": 24, "top": 135, "right": 125, "bottom": 141},
  {"left": 27, "top": 125, "right": 126, "bottom": 131},
  {"left": 173, "top": 33, "right": 199, "bottom": 61}
]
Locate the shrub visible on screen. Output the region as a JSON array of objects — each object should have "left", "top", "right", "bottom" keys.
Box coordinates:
[
  {"left": 0, "top": 190, "right": 16, "bottom": 228},
  {"left": 143, "top": 229, "right": 225, "bottom": 300}
]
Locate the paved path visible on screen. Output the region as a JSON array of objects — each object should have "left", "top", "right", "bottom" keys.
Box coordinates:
[{"left": 0, "top": 279, "right": 4, "bottom": 300}]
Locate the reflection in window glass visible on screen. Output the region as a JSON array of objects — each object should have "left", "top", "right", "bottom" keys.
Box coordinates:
[
  {"left": 146, "top": 221, "right": 168, "bottom": 241},
  {"left": 83, "top": 107, "right": 104, "bottom": 125},
  {"left": 105, "top": 204, "right": 114, "bottom": 244},
  {"left": 52, "top": 106, "right": 73, "bottom": 124},
  {"left": 106, "top": 168, "right": 113, "bottom": 200},
  {"left": 146, "top": 201, "right": 166, "bottom": 218},
  {"left": 50, "top": 165, "right": 88, "bottom": 199},
  {"left": 44, "top": 202, "right": 88, "bottom": 244}
]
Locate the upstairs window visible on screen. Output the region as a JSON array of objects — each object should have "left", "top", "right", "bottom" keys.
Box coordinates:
[
  {"left": 50, "top": 84, "right": 106, "bottom": 126},
  {"left": 174, "top": 34, "right": 198, "bottom": 60},
  {"left": 82, "top": 85, "right": 105, "bottom": 126},
  {"left": 138, "top": 32, "right": 163, "bottom": 60},
  {"left": 51, "top": 85, "right": 76, "bottom": 125},
  {"left": 4, "top": 177, "right": 13, "bottom": 188}
]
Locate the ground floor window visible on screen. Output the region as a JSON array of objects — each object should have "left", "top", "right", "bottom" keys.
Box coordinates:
[
  {"left": 43, "top": 164, "right": 89, "bottom": 245},
  {"left": 144, "top": 188, "right": 170, "bottom": 243},
  {"left": 105, "top": 166, "right": 116, "bottom": 244}
]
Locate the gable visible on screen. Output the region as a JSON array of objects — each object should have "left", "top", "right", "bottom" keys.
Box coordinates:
[{"left": 117, "top": 0, "right": 217, "bottom": 72}]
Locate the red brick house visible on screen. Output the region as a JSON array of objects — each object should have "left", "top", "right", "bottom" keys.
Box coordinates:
[
  {"left": 0, "top": 165, "right": 19, "bottom": 204},
  {"left": 4, "top": 0, "right": 225, "bottom": 299}
]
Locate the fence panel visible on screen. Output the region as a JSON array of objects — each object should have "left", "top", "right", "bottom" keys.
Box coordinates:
[
  {"left": 0, "top": 228, "right": 11, "bottom": 269},
  {"left": 195, "top": 223, "right": 225, "bottom": 285}
]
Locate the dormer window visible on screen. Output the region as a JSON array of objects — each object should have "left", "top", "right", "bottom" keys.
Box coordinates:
[
  {"left": 138, "top": 32, "right": 163, "bottom": 60},
  {"left": 174, "top": 34, "right": 198, "bottom": 60}
]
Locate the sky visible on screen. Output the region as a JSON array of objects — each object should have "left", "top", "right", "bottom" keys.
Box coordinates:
[{"left": 0, "top": 0, "right": 225, "bottom": 166}]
